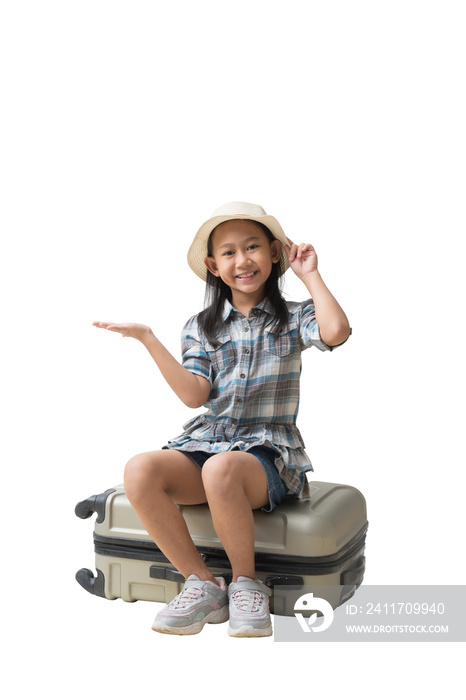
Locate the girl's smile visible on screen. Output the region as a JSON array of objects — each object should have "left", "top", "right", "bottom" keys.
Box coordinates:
[{"left": 236, "top": 270, "right": 259, "bottom": 280}]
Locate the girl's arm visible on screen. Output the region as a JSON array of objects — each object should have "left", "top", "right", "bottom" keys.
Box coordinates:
[
  {"left": 93, "top": 322, "right": 211, "bottom": 408},
  {"left": 284, "top": 241, "right": 351, "bottom": 347}
]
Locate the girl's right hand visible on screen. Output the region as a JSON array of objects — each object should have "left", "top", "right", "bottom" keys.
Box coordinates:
[{"left": 93, "top": 321, "right": 154, "bottom": 343}]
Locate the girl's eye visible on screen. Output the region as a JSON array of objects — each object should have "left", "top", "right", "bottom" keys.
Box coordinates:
[{"left": 222, "top": 245, "right": 258, "bottom": 256}]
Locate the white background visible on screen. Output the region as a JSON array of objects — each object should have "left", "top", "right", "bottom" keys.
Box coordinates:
[{"left": 2, "top": 0, "right": 465, "bottom": 697}]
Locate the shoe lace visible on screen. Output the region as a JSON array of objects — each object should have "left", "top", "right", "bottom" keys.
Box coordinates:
[
  {"left": 231, "top": 588, "right": 264, "bottom": 614},
  {"left": 168, "top": 586, "right": 204, "bottom": 610}
]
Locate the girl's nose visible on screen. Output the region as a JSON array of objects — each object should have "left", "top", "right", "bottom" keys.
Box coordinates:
[{"left": 236, "top": 249, "right": 250, "bottom": 266}]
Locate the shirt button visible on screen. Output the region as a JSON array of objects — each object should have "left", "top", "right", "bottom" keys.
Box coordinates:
[
  {"left": 231, "top": 418, "right": 237, "bottom": 425},
  {"left": 236, "top": 398, "right": 242, "bottom": 404},
  {"left": 244, "top": 349, "right": 250, "bottom": 355},
  {"left": 244, "top": 327, "right": 249, "bottom": 332},
  {"left": 240, "top": 373, "right": 246, "bottom": 379}
]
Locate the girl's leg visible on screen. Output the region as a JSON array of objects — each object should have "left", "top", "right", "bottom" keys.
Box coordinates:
[
  {"left": 124, "top": 450, "right": 217, "bottom": 584},
  {"left": 200, "top": 451, "right": 269, "bottom": 581}
]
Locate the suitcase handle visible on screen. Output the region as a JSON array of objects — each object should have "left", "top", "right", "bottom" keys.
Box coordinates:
[
  {"left": 340, "top": 556, "right": 365, "bottom": 586},
  {"left": 265, "top": 575, "right": 304, "bottom": 589},
  {"left": 149, "top": 565, "right": 185, "bottom": 583},
  {"left": 149, "top": 564, "right": 233, "bottom": 586}
]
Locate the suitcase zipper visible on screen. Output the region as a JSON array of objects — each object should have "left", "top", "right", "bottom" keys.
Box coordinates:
[{"left": 93, "top": 523, "right": 367, "bottom": 578}]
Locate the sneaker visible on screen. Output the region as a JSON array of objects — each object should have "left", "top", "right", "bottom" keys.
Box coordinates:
[
  {"left": 152, "top": 575, "right": 229, "bottom": 635},
  {"left": 228, "top": 576, "right": 273, "bottom": 637}
]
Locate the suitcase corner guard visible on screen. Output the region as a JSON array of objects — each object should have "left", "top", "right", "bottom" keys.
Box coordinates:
[
  {"left": 75, "top": 488, "right": 116, "bottom": 524},
  {"left": 76, "top": 567, "right": 106, "bottom": 598}
]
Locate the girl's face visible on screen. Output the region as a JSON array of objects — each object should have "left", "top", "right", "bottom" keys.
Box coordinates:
[{"left": 204, "top": 219, "right": 282, "bottom": 305}]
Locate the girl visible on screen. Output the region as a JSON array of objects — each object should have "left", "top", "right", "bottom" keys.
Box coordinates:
[{"left": 93, "top": 201, "right": 350, "bottom": 637}]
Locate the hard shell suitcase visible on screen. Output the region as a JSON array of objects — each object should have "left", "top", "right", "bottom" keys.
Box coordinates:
[{"left": 75, "top": 481, "right": 368, "bottom": 616}]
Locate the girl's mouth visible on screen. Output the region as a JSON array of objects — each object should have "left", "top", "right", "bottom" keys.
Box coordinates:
[{"left": 236, "top": 270, "right": 258, "bottom": 280}]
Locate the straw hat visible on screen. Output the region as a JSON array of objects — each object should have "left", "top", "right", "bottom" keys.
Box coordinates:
[{"left": 187, "top": 201, "right": 290, "bottom": 281}]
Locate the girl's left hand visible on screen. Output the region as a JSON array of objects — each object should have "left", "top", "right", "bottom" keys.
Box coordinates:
[
  {"left": 284, "top": 238, "right": 318, "bottom": 279},
  {"left": 92, "top": 321, "right": 154, "bottom": 343}
]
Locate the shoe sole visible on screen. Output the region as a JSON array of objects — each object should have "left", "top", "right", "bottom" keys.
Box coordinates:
[
  {"left": 152, "top": 605, "right": 229, "bottom": 635},
  {"left": 228, "top": 623, "right": 273, "bottom": 638}
]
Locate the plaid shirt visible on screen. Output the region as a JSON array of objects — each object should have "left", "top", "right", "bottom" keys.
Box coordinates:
[{"left": 165, "top": 297, "right": 334, "bottom": 498}]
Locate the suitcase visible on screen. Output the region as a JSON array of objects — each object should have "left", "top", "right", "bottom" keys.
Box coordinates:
[{"left": 75, "top": 481, "right": 368, "bottom": 616}]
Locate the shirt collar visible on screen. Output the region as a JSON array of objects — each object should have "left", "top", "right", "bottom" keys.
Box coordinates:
[{"left": 222, "top": 297, "right": 275, "bottom": 321}]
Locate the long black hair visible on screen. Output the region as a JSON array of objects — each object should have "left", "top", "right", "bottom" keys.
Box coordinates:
[{"left": 197, "top": 220, "right": 289, "bottom": 347}]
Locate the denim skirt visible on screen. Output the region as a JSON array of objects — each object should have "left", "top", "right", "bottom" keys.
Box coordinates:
[{"left": 177, "top": 445, "right": 288, "bottom": 512}]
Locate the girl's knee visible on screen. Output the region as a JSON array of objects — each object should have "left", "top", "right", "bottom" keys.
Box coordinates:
[
  {"left": 201, "top": 453, "right": 239, "bottom": 495},
  {"left": 124, "top": 452, "right": 164, "bottom": 503},
  {"left": 202, "top": 452, "right": 269, "bottom": 510}
]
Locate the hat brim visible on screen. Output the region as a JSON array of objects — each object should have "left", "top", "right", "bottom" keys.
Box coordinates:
[{"left": 187, "top": 213, "right": 290, "bottom": 281}]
